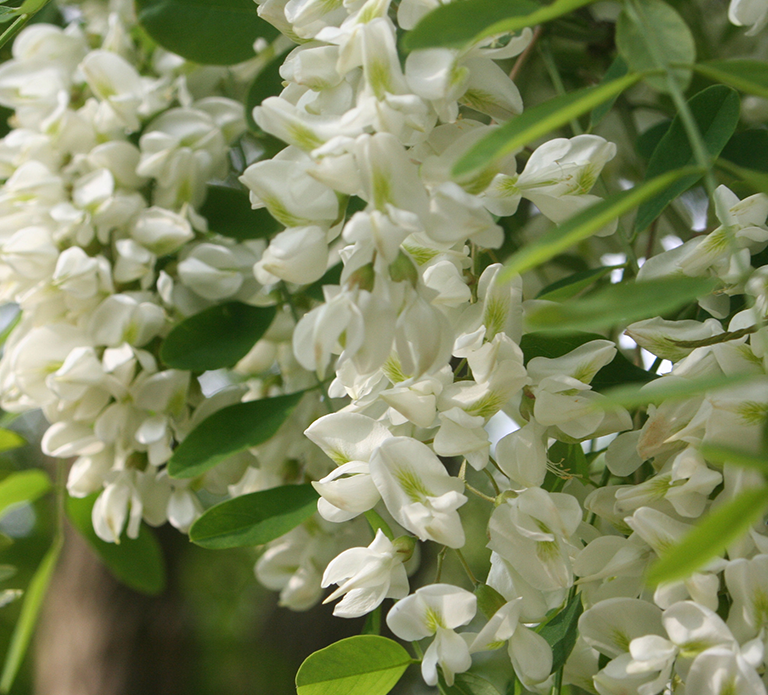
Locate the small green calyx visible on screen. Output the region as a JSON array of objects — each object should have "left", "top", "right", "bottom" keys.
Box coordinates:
[
  {"left": 392, "top": 535, "right": 417, "bottom": 562},
  {"left": 388, "top": 250, "right": 419, "bottom": 287}
]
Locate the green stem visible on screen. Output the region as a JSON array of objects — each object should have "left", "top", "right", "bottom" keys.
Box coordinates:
[
  {"left": 482, "top": 466, "right": 501, "bottom": 496},
  {"left": 364, "top": 509, "right": 394, "bottom": 540},
  {"left": 454, "top": 548, "right": 478, "bottom": 587},
  {"left": 0, "top": 13, "right": 29, "bottom": 50}
]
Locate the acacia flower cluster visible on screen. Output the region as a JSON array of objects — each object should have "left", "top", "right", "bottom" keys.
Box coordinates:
[{"left": 0, "top": 0, "right": 767, "bottom": 694}]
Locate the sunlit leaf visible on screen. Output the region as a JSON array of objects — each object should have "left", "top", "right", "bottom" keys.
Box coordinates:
[
  {"left": 66, "top": 494, "right": 166, "bottom": 596},
  {"left": 296, "top": 635, "right": 412, "bottom": 695},
  {"left": 160, "top": 302, "right": 277, "bottom": 372},
  {"left": 404, "top": 0, "right": 593, "bottom": 51},
  {"left": 0, "top": 470, "right": 51, "bottom": 519},
  {"left": 501, "top": 168, "right": 700, "bottom": 278},
  {"left": 525, "top": 277, "right": 716, "bottom": 333},
  {"left": 168, "top": 391, "right": 305, "bottom": 479},
  {"left": 189, "top": 484, "right": 318, "bottom": 549},
  {"left": 646, "top": 485, "right": 768, "bottom": 586},
  {"left": 0, "top": 430, "right": 25, "bottom": 455},
  {"left": 0, "top": 537, "right": 61, "bottom": 693},
  {"left": 454, "top": 73, "right": 643, "bottom": 176}
]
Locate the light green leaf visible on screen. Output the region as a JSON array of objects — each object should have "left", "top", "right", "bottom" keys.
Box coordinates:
[
  {"left": 634, "top": 85, "right": 741, "bottom": 232},
  {"left": 0, "top": 537, "right": 61, "bottom": 693},
  {"left": 589, "top": 56, "right": 629, "bottom": 128},
  {"left": 403, "top": 0, "right": 593, "bottom": 51},
  {"left": 525, "top": 277, "right": 716, "bottom": 333},
  {"left": 0, "top": 470, "right": 51, "bottom": 519},
  {"left": 189, "top": 484, "right": 319, "bottom": 549},
  {"left": 199, "top": 185, "right": 281, "bottom": 240},
  {"left": 0, "top": 430, "right": 25, "bottom": 455},
  {"left": 439, "top": 672, "right": 502, "bottom": 695},
  {"left": 66, "top": 494, "right": 166, "bottom": 596},
  {"left": 136, "top": 0, "right": 278, "bottom": 65},
  {"left": 538, "top": 592, "right": 583, "bottom": 673},
  {"left": 519, "top": 331, "right": 654, "bottom": 392},
  {"left": 501, "top": 168, "right": 700, "bottom": 279},
  {"left": 692, "top": 60, "right": 768, "bottom": 101},
  {"left": 646, "top": 485, "right": 768, "bottom": 586},
  {"left": 598, "top": 372, "right": 753, "bottom": 409},
  {"left": 296, "top": 635, "right": 412, "bottom": 695},
  {"left": 160, "top": 302, "right": 277, "bottom": 372},
  {"left": 536, "top": 265, "right": 620, "bottom": 301},
  {"left": 616, "top": 0, "right": 695, "bottom": 93},
  {"left": 168, "top": 391, "right": 305, "bottom": 479},
  {"left": 698, "top": 443, "right": 768, "bottom": 475},
  {"left": 453, "top": 73, "right": 643, "bottom": 177}
]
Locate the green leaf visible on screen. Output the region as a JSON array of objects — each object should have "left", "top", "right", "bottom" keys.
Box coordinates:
[
  {"left": 519, "top": 331, "right": 654, "bottom": 391},
  {"left": 525, "top": 277, "right": 717, "bottom": 333},
  {"left": 66, "top": 494, "right": 166, "bottom": 595},
  {"left": 245, "top": 51, "right": 288, "bottom": 132},
  {"left": 721, "top": 129, "right": 768, "bottom": 173},
  {"left": 501, "top": 168, "right": 700, "bottom": 279},
  {"left": 636, "top": 121, "right": 671, "bottom": 160},
  {"left": 599, "top": 372, "right": 753, "bottom": 409},
  {"left": 160, "top": 302, "right": 276, "bottom": 372},
  {"left": 616, "top": 0, "right": 695, "bottom": 93},
  {"left": 646, "top": 485, "right": 768, "bottom": 586},
  {"left": 548, "top": 441, "right": 590, "bottom": 480},
  {"left": 536, "top": 265, "right": 619, "bottom": 301},
  {"left": 295, "top": 635, "right": 412, "bottom": 695},
  {"left": 538, "top": 592, "right": 583, "bottom": 673},
  {"left": 439, "top": 672, "right": 502, "bottom": 695},
  {"left": 0, "top": 537, "right": 61, "bottom": 693},
  {"left": 189, "top": 484, "right": 318, "bottom": 549},
  {"left": 200, "top": 184, "right": 281, "bottom": 240},
  {"left": 0, "top": 429, "right": 25, "bottom": 454},
  {"left": 135, "top": 0, "right": 278, "bottom": 66},
  {"left": 453, "top": 73, "right": 643, "bottom": 177},
  {"left": 0, "top": 470, "right": 51, "bottom": 519},
  {"left": 589, "top": 56, "right": 629, "bottom": 128},
  {"left": 168, "top": 391, "right": 305, "bottom": 479},
  {"left": 475, "top": 583, "right": 507, "bottom": 619},
  {"left": 361, "top": 607, "right": 381, "bottom": 635},
  {"left": 717, "top": 159, "right": 768, "bottom": 196},
  {"left": 698, "top": 443, "right": 768, "bottom": 475},
  {"left": 404, "top": 0, "right": 595, "bottom": 51},
  {"left": 692, "top": 60, "right": 768, "bottom": 101},
  {"left": 634, "top": 85, "right": 741, "bottom": 232}
]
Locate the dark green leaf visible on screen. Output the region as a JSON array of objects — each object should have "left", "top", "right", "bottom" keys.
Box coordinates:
[
  {"left": 519, "top": 331, "right": 654, "bottom": 392},
  {"left": 636, "top": 121, "right": 671, "bottom": 160},
  {"left": 200, "top": 184, "right": 281, "bottom": 240},
  {"left": 160, "top": 302, "right": 276, "bottom": 372},
  {"left": 616, "top": 0, "right": 695, "bottom": 92},
  {"left": 189, "top": 484, "right": 318, "bottom": 549},
  {"left": 721, "top": 130, "right": 768, "bottom": 173},
  {"left": 525, "top": 277, "right": 717, "bottom": 333},
  {"left": 0, "top": 470, "right": 51, "bottom": 519},
  {"left": 500, "top": 168, "right": 701, "bottom": 279},
  {"left": 589, "top": 56, "right": 629, "bottom": 128},
  {"left": 305, "top": 262, "right": 342, "bottom": 301},
  {"left": 698, "top": 443, "right": 768, "bottom": 475},
  {"left": 536, "top": 265, "right": 619, "bottom": 301},
  {"left": 454, "top": 73, "right": 643, "bottom": 176},
  {"left": 693, "top": 60, "right": 768, "bottom": 101},
  {"left": 717, "top": 159, "right": 768, "bottom": 196},
  {"left": 548, "top": 441, "right": 590, "bottom": 480},
  {"left": 635, "top": 85, "right": 741, "bottom": 232},
  {"left": 295, "top": 635, "right": 412, "bottom": 695},
  {"left": 0, "top": 429, "right": 25, "bottom": 454},
  {"left": 136, "top": 0, "right": 278, "bottom": 66},
  {"left": 66, "top": 494, "right": 166, "bottom": 595},
  {"left": 475, "top": 583, "right": 507, "bottom": 619},
  {"left": 646, "top": 485, "right": 768, "bottom": 586},
  {"left": 439, "top": 672, "right": 502, "bottom": 695},
  {"left": 168, "top": 391, "right": 305, "bottom": 479},
  {"left": 0, "top": 537, "right": 61, "bottom": 693},
  {"left": 538, "top": 592, "right": 583, "bottom": 673}
]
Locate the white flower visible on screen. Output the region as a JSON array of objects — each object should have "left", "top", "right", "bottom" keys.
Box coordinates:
[
  {"left": 386, "top": 584, "right": 477, "bottom": 686},
  {"left": 321, "top": 529, "right": 410, "bottom": 617}
]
